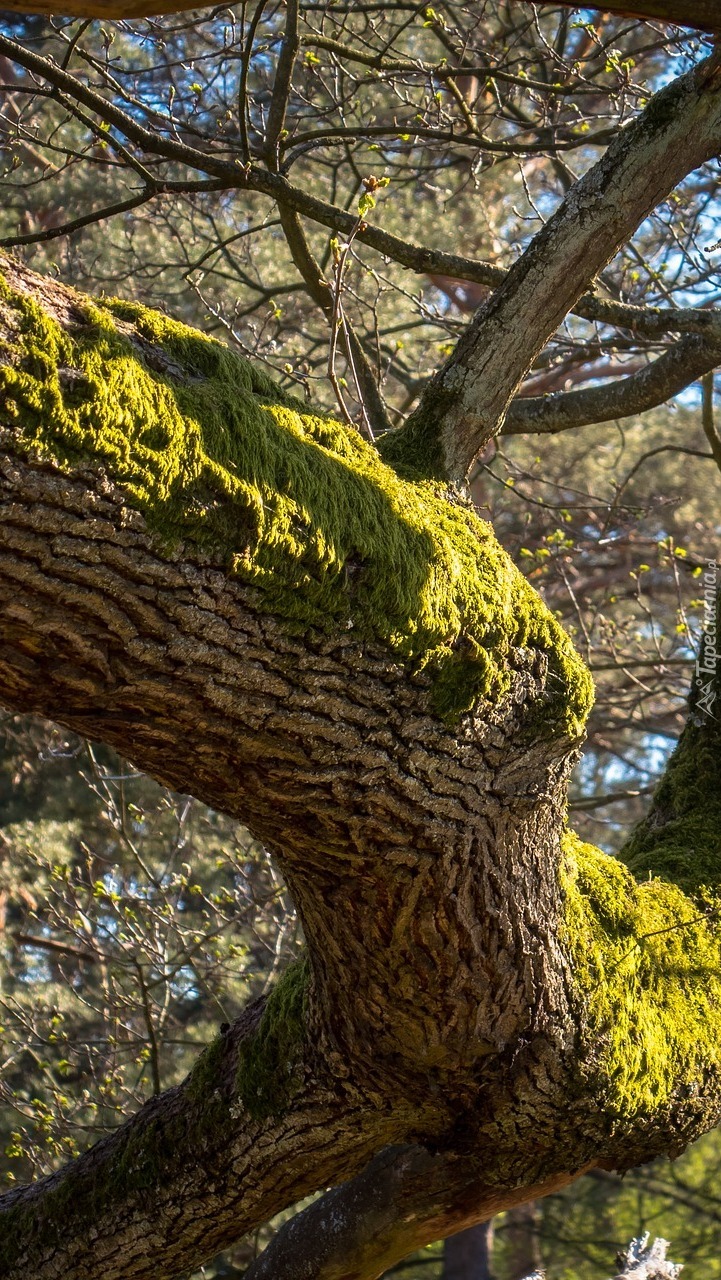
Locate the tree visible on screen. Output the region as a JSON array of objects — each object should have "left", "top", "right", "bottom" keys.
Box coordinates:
[{"left": 0, "top": 2, "right": 720, "bottom": 1278}]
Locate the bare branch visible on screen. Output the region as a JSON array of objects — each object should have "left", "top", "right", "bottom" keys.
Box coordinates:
[
  {"left": 384, "top": 51, "right": 721, "bottom": 481},
  {"left": 265, "top": 0, "right": 299, "bottom": 171},
  {"left": 0, "top": 180, "right": 228, "bottom": 249},
  {"left": 277, "top": 204, "right": 391, "bottom": 435},
  {"left": 1, "top": 32, "right": 721, "bottom": 365},
  {"left": 503, "top": 335, "right": 721, "bottom": 436},
  {"left": 701, "top": 370, "right": 721, "bottom": 469}
]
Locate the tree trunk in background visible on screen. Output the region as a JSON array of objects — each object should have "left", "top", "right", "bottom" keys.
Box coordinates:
[
  {"left": 444, "top": 1221, "right": 495, "bottom": 1280},
  {"left": 505, "top": 1203, "right": 542, "bottom": 1280}
]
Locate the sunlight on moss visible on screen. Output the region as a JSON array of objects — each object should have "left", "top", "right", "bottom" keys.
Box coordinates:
[
  {"left": 561, "top": 831, "right": 721, "bottom": 1119},
  {"left": 0, "top": 272, "right": 592, "bottom": 734}
]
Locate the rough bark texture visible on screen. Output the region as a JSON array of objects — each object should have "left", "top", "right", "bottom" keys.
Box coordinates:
[
  {"left": 0, "top": 0, "right": 713, "bottom": 30},
  {"left": 243, "top": 1146, "right": 576, "bottom": 1280},
  {"left": 0, "top": 250, "right": 719, "bottom": 1280},
  {"left": 0, "top": 1001, "right": 389, "bottom": 1278}
]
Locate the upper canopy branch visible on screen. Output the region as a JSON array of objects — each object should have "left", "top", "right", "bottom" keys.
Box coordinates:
[
  {"left": 503, "top": 334, "right": 721, "bottom": 437},
  {"left": 2, "top": 33, "right": 721, "bottom": 367},
  {"left": 0, "top": 0, "right": 714, "bottom": 30},
  {"left": 382, "top": 51, "right": 721, "bottom": 483}
]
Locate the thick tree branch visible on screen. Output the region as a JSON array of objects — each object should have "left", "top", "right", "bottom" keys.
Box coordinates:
[
  {"left": 553, "top": 297, "right": 721, "bottom": 342},
  {"left": 242, "top": 1145, "right": 583, "bottom": 1280},
  {"left": 525, "top": 2, "right": 721, "bottom": 33},
  {"left": 0, "top": 251, "right": 597, "bottom": 1279},
  {"left": 502, "top": 335, "right": 721, "bottom": 436},
  {"left": 1, "top": 250, "right": 721, "bottom": 1280},
  {"left": 264, "top": 0, "right": 299, "bottom": 171},
  {"left": 383, "top": 52, "right": 721, "bottom": 482},
  {"left": 701, "top": 370, "right": 721, "bottom": 470},
  {"left": 0, "top": 245, "right": 591, "bottom": 1098},
  {"left": 0, "top": 991, "right": 395, "bottom": 1280}
]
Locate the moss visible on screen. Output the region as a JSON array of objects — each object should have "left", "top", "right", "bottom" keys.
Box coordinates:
[
  {"left": 183, "top": 1032, "right": 229, "bottom": 1108},
  {"left": 0, "top": 963, "right": 310, "bottom": 1264},
  {"left": 235, "top": 957, "right": 309, "bottom": 1120},
  {"left": 0, "top": 963, "right": 309, "bottom": 1266},
  {"left": 0, "top": 271, "right": 592, "bottom": 735},
  {"left": 621, "top": 636, "right": 721, "bottom": 891},
  {"left": 0, "top": 1113, "right": 168, "bottom": 1267},
  {"left": 561, "top": 830, "right": 721, "bottom": 1121},
  {"left": 562, "top": 609, "right": 721, "bottom": 1129},
  {"left": 377, "top": 379, "right": 451, "bottom": 481}
]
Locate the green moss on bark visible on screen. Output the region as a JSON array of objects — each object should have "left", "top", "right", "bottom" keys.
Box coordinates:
[
  {"left": 0, "top": 272, "right": 592, "bottom": 735},
  {"left": 561, "top": 831, "right": 721, "bottom": 1120},
  {"left": 0, "top": 961, "right": 310, "bottom": 1269},
  {"left": 377, "top": 378, "right": 452, "bottom": 480},
  {"left": 235, "top": 957, "right": 309, "bottom": 1120},
  {"left": 621, "top": 641, "right": 720, "bottom": 891}
]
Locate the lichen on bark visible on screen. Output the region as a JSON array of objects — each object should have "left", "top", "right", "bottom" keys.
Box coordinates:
[{"left": 0, "top": 267, "right": 593, "bottom": 736}]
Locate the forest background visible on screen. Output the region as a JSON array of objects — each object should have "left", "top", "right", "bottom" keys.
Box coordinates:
[{"left": 0, "top": 2, "right": 720, "bottom": 1276}]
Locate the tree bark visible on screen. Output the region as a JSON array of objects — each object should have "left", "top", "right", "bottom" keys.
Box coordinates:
[
  {"left": 242, "top": 1145, "right": 575, "bottom": 1280},
  {"left": 0, "top": 0, "right": 713, "bottom": 31},
  {"left": 503, "top": 336, "right": 721, "bottom": 437},
  {"left": 528, "top": 2, "right": 721, "bottom": 32},
  {"left": 0, "top": 1001, "right": 389, "bottom": 1279}
]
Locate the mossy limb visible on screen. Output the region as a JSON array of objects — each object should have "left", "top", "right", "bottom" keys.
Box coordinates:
[
  {"left": 235, "top": 957, "right": 309, "bottom": 1120},
  {"left": 0, "top": 272, "right": 592, "bottom": 735},
  {"left": 621, "top": 617, "right": 721, "bottom": 891},
  {"left": 561, "top": 831, "right": 721, "bottom": 1120}
]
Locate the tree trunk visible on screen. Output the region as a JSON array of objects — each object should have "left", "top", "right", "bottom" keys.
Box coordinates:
[
  {"left": 444, "top": 1221, "right": 495, "bottom": 1280},
  {"left": 505, "top": 1202, "right": 542, "bottom": 1280}
]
